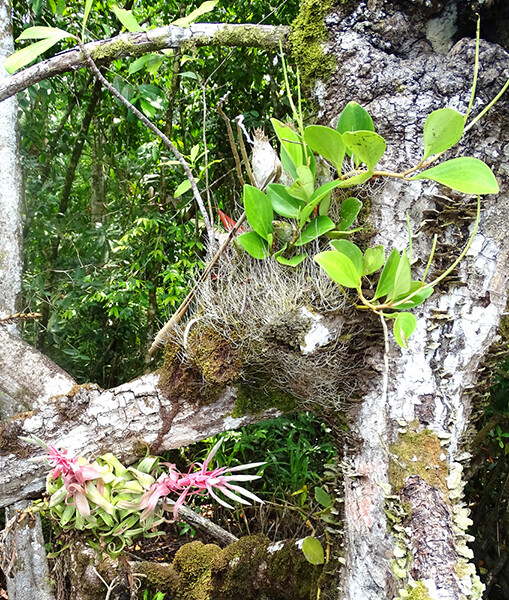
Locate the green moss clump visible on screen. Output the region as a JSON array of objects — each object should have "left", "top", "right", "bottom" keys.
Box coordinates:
[
  {"left": 187, "top": 327, "right": 243, "bottom": 386},
  {"left": 389, "top": 428, "right": 448, "bottom": 494},
  {"left": 289, "top": 0, "right": 336, "bottom": 86},
  {"left": 232, "top": 380, "right": 298, "bottom": 417},
  {"left": 404, "top": 580, "right": 433, "bottom": 600}
]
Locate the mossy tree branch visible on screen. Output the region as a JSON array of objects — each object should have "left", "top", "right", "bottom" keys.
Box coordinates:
[{"left": 0, "top": 23, "right": 289, "bottom": 104}]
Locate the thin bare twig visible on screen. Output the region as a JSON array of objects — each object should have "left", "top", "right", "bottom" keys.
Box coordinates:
[{"left": 76, "top": 39, "right": 215, "bottom": 252}]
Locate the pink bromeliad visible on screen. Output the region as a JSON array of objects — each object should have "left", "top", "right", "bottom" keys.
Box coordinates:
[
  {"left": 124, "top": 439, "right": 265, "bottom": 520},
  {"left": 37, "top": 444, "right": 102, "bottom": 516}
]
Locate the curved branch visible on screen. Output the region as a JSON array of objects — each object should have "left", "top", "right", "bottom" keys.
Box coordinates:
[{"left": 0, "top": 23, "right": 289, "bottom": 103}]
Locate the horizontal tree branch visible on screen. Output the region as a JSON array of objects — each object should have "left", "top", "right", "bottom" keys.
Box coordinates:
[
  {"left": 0, "top": 23, "right": 289, "bottom": 103},
  {"left": 0, "top": 365, "right": 280, "bottom": 508}
]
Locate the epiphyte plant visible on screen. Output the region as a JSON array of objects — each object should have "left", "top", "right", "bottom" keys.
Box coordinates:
[
  {"left": 237, "top": 37, "right": 502, "bottom": 348},
  {"left": 24, "top": 436, "right": 264, "bottom": 557}
]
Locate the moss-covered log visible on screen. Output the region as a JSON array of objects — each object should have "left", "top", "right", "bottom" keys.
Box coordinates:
[{"left": 137, "top": 536, "right": 321, "bottom": 600}]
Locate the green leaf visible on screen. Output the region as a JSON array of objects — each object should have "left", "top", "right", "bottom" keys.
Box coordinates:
[
  {"left": 393, "top": 313, "right": 417, "bottom": 349},
  {"left": 302, "top": 537, "right": 325, "bottom": 565},
  {"left": 304, "top": 125, "right": 345, "bottom": 171},
  {"left": 336, "top": 171, "right": 372, "bottom": 188},
  {"left": 422, "top": 108, "right": 465, "bottom": 159},
  {"left": 5, "top": 37, "right": 67, "bottom": 73},
  {"left": 373, "top": 248, "right": 400, "bottom": 300},
  {"left": 190, "top": 144, "right": 200, "bottom": 163},
  {"left": 391, "top": 251, "right": 412, "bottom": 300},
  {"left": 17, "top": 26, "right": 71, "bottom": 41},
  {"left": 298, "top": 179, "right": 344, "bottom": 227},
  {"left": 337, "top": 101, "right": 375, "bottom": 135},
  {"left": 289, "top": 165, "right": 314, "bottom": 202},
  {"left": 244, "top": 185, "right": 273, "bottom": 241},
  {"left": 128, "top": 54, "right": 154, "bottom": 74},
  {"left": 338, "top": 197, "right": 362, "bottom": 230},
  {"left": 174, "top": 180, "right": 191, "bottom": 196},
  {"left": 237, "top": 232, "right": 270, "bottom": 259},
  {"left": 112, "top": 6, "right": 143, "bottom": 32},
  {"left": 271, "top": 118, "right": 308, "bottom": 171},
  {"left": 330, "top": 239, "right": 363, "bottom": 275},
  {"left": 276, "top": 253, "right": 306, "bottom": 266},
  {"left": 314, "top": 487, "right": 332, "bottom": 508},
  {"left": 145, "top": 55, "right": 164, "bottom": 75},
  {"left": 394, "top": 286, "right": 434, "bottom": 309},
  {"left": 172, "top": 0, "right": 218, "bottom": 27},
  {"left": 410, "top": 157, "right": 499, "bottom": 194},
  {"left": 315, "top": 250, "right": 361, "bottom": 289},
  {"left": 363, "top": 245, "right": 385, "bottom": 275},
  {"left": 295, "top": 216, "right": 335, "bottom": 246},
  {"left": 60, "top": 504, "right": 76, "bottom": 526},
  {"left": 342, "top": 131, "right": 386, "bottom": 170},
  {"left": 82, "top": 0, "right": 93, "bottom": 39}
]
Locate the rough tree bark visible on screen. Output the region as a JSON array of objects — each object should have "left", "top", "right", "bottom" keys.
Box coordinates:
[{"left": 1, "top": 1, "right": 509, "bottom": 600}]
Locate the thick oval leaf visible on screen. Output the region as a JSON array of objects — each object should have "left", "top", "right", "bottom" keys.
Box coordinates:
[
  {"left": 5, "top": 37, "right": 65, "bottom": 73},
  {"left": 302, "top": 536, "right": 325, "bottom": 565},
  {"left": 337, "top": 102, "right": 375, "bottom": 134},
  {"left": 238, "top": 232, "right": 270, "bottom": 259},
  {"left": 276, "top": 254, "right": 306, "bottom": 266},
  {"left": 393, "top": 312, "right": 417, "bottom": 349},
  {"left": 330, "top": 239, "right": 363, "bottom": 275},
  {"left": 266, "top": 184, "right": 304, "bottom": 218},
  {"left": 295, "top": 216, "right": 335, "bottom": 246},
  {"left": 314, "top": 487, "right": 332, "bottom": 508},
  {"left": 423, "top": 108, "right": 464, "bottom": 159},
  {"left": 337, "top": 171, "right": 372, "bottom": 188},
  {"left": 244, "top": 185, "right": 273, "bottom": 241},
  {"left": 390, "top": 251, "right": 412, "bottom": 300},
  {"left": 315, "top": 251, "right": 361, "bottom": 289},
  {"left": 342, "top": 131, "right": 386, "bottom": 170},
  {"left": 394, "top": 286, "right": 434, "bottom": 309},
  {"left": 374, "top": 248, "right": 400, "bottom": 300},
  {"left": 304, "top": 125, "right": 345, "bottom": 170},
  {"left": 271, "top": 118, "right": 308, "bottom": 171},
  {"left": 411, "top": 157, "right": 499, "bottom": 195},
  {"left": 295, "top": 165, "right": 315, "bottom": 200},
  {"left": 363, "top": 245, "right": 385, "bottom": 275},
  {"left": 299, "top": 180, "right": 343, "bottom": 227},
  {"left": 112, "top": 6, "right": 143, "bottom": 32},
  {"left": 338, "top": 197, "right": 362, "bottom": 230}
]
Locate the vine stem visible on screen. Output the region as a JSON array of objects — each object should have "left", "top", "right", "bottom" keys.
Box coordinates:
[{"left": 76, "top": 39, "right": 216, "bottom": 253}]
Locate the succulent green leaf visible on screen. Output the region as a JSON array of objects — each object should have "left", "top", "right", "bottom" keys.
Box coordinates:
[
  {"left": 373, "top": 248, "right": 400, "bottom": 300},
  {"left": 266, "top": 182, "right": 303, "bottom": 219},
  {"left": 304, "top": 125, "right": 345, "bottom": 170},
  {"left": 363, "top": 245, "right": 385, "bottom": 275},
  {"left": 391, "top": 251, "right": 412, "bottom": 300},
  {"left": 271, "top": 118, "right": 308, "bottom": 171},
  {"left": 338, "top": 197, "right": 362, "bottom": 230},
  {"left": 302, "top": 536, "right": 325, "bottom": 565},
  {"left": 342, "top": 131, "right": 386, "bottom": 170},
  {"left": 112, "top": 6, "right": 143, "bottom": 32},
  {"left": 336, "top": 171, "right": 372, "bottom": 188},
  {"left": 315, "top": 251, "right": 361, "bottom": 289},
  {"left": 422, "top": 108, "right": 464, "bottom": 159},
  {"left": 172, "top": 0, "right": 218, "bottom": 27},
  {"left": 82, "top": 0, "right": 93, "bottom": 39},
  {"left": 276, "top": 253, "right": 306, "bottom": 266},
  {"left": 237, "top": 232, "right": 270, "bottom": 259},
  {"left": 60, "top": 504, "right": 76, "bottom": 526},
  {"left": 393, "top": 312, "right": 417, "bottom": 349},
  {"left": 244, "top": 185, "right": 273, "bottom": 241},
  {"left": 337, "top": 102, "right": 375, "bottom": 135},
  {"left": 394, "top": 285, "right": 434, "bottom": 309},
  {"left": 295, "top": 216, "right": 335, "bottom": 246},
  {"left": 314, "top": 486, "right": 332, "bottom": 508},
  {"left": 411, "top": 157, "right": 499, "bottom": 194},
  {"left": 330, "top": 239, "right": 364, "bottom": 275}
]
